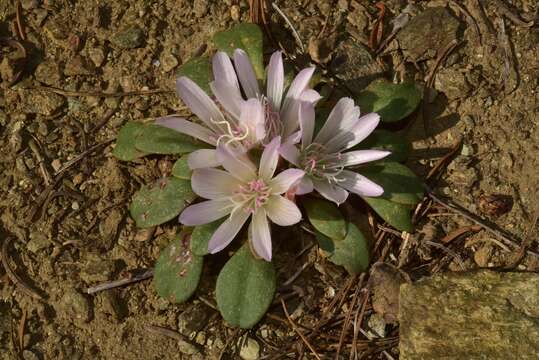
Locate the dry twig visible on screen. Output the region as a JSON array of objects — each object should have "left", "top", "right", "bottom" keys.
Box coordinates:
[
  {"left": 1, "top": 237, "right": 44, "bottom": 300},
  {"left": 281, "top": 299, "right": 322, "bottom": 360},
  {"left": 86, "top": 269, "right": 153, "bottom": 294}
]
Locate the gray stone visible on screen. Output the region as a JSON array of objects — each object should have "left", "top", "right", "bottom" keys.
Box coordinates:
[
  {"left": 111, "top": 26, "right": 145, "bottom": 49},
  {"left": 193, "top": 0, "right": 209, "bottom": 18},
  {"left": 21, "top": 89, "right": 65, "bottom": 115},
  {"left": 397, "top": 7, "right": 460, "bottom": 62},
  {"left": 22, "top": 350, "right": 39, "bottom": 360},
  {"left": 27, "top": 232, "right": 50, "bottom": 253},
  {"left": 434, "top": 67, "right": 471, "bottom": 101},
  {"left": 20, "top": 0, "right": 38, "bottom": 10},
  {"left": 64, "top": 55, "right": 94, "bottom": 76},
  {"left": 35, "top": 60, "right": 62, "bottom": 85},
  {"left": 88, "top": 47, "right": 106, "bottom": 68},
  {"left": 56, "top": 288, "right": 90, "bottom": 322},
  {"left": 239, "top": 337, "right": 260, "bottom": 360},
  {"left": 160, "top": 52, "right": 179, "bottom": 72},
  {"left": 330, "top": 38, "right": 385, "bottom": 94},
  {"left": 400, "top": 271, "right": 539, "bottom": 359}
]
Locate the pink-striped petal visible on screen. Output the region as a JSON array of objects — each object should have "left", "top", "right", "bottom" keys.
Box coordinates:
[
  {"left": 191, "top": 168, "right": 240, "bottom": 199},
  {"left": 240, "top": 98, "right": 266, "bottom": 143},
  {"left": 299, "top": 89, "right": 322, "bottom": 104},
  {"left": 250, "top": 209, "right": 272, "bottom": 261},
  {"left": 326, "top": 113, "right": 380, "bottom": 152},
  {"left": 314, "top": 97, "right": 359, "bottom": 145},
  {"left": 267, "top": 51, "right": 284, "bottom": 110},
  {"left": 269, "top": 168, "right": 305, "bottom": 194},
  {"left": 259, "top": 136, "right": 281, "bottom": 180},
  {"left": 281, "top": 67, "right": 316, "bottom": 136},
  {"left": 338, "top": 170, "right": 384, "bottom": 197},
  {"left": 279, "top": 143, "right": 301, "bottom": 166},
  {"left": 179, "top": 199, "right": 234, "bottom": 226},
  {"left": 340, "top": 150, "right": 391, "bottom": 167},
  {"left": 295, "top": 176, "right": 314, "bottom": 195},
  {"left": 155, "top": 116, "right": 216, "bottom": 145},
  {"left": 210, "top": 81, "right": 244, "bottom": 120},
  {"left": 233, "top": 49, "right": 260, "bottom": 98},
  {"left": 265, "top": 195, "right": 302, "bottom": 226},
  {"left": 187, "top": 149, "right": 220, "bottom": 169},
  {"left": 212, "top": 51, "right": 240, "bottom": 89},
  {"left": 208, "top": 209, "right": 250, "bottom": 254},
  {"left": 299, "top": 102, "right": 315, "bottom": 146},
  {"left": 176, "top": 77, "right": 224, "bottom": 131},
  {"left": 313, "top": 179, "right": 349, "bottom": 205},
  {"left": 216, "top": 145, "right": 257, "bottom": 181}
]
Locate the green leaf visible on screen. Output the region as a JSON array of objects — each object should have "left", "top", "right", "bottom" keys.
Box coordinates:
[
  {"left": 303, "top": 198, "right": 347, "bottom": 241},
  {"left": 190, "top": 220, "right": 223, "bottom": 256},
  {"left": 113, "top": 121, "right": 148, "bottom": 161},
  {"left": 315, "top": 232, "right": 335, "bottom": 254},
  {"left": 130, "top": 177, "right": 196, "bottom": 228},
  {"left": 321, "top": 223, "right": 370, "bottom": 274},
  {"left": 171, "top": 157, "right": 192, "bottom": 180},
  {"left": 154, "top": 231, "right": 203, "bottom": 303},
  {"left": 216, "top": 245, "right": 276, "bottom": 328},
  {"left": 213, "top": 23, "right": 264, "bottom": 80},
  {"left": 362, "top": 196, "right": 413, "bottom": 232},
  {"left": 135, "top": 124, "right": 206, "bottom": 155},
  {"left": 177, "top": 56, "right": 212, "bottom": 94},
  {"left": 356, "top": 79, "right": 422, "bottom": 122},
  {"left": 361, "top": 161, "right": 424, "bottom": 205},
  {"left": 356, "top": 130, "right": 411, "bottom": 162}
]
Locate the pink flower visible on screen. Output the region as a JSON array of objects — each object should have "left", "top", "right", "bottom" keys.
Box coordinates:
[
  {"left": 179, "top": 137, "right": 304, "bottom": 261},
  {"left": 280, "top": 98, "right": 390, "bottom": 205},
  {"left": 155, "top": 50, "right": 319, "bottom": 169}
]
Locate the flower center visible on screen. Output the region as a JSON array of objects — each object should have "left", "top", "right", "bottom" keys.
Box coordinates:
[
  {"left": 233, "top": 178, "right": 271, "bottom": 213},
  {"left": 299, "top": 143, "right": 344, "bottom": 183},
  {"left": 262, "top": 97, "right": 282, "bottom": 143}
]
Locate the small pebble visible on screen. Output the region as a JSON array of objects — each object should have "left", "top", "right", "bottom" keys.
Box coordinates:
[
  {"left": 71, "top": 201, "right": 80, "bottom": 210},
  {"left": 239, "top": 337, "right": 260, "bottom": 360},
  {"left": 230, "top": 5, "right": 240, "bottom": 21},
  {"left": 51, "top": 159, "right": 62, "bottom": 172}
]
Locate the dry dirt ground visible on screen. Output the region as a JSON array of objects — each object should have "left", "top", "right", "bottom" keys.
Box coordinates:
[{"left": 0, "top": 0, "right": 538, "bottom": 359}]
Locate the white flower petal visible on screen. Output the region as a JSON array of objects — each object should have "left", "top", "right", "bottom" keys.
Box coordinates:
[
  {"left": 179, "top": 199, "right": 233, "bottom": 225},
  {"left": 191, "top": 168, "right": 240, "bottom": 199},
  {"left": 299, "top": 89, "right": 322, "bottom": 104},
  {"left": 239, "top": 98, "right": 266, "bottom": 144},
  {"left": 212, "top": 51, "right": 240, "bottom": 89},
  {"left": 312, "top": 179, "right": 349, "bottom": 205},
  {"left": 250, "top": 209, "right": 272, "bottom": 261},
  {"left": 233, "top": 49, "right": 260, "bottom": 98},
  {"left": 325, "top": 113, "right": 380, "bottom": 153},
  {"left": 216, "top": 145, "right": 257, "bottom": 181},
  {"left": 155, "top": 116, "right": 217, "bottom": 145},
  {"left": 176, "top": 77, "right": 224, "bottom": 131},
  {"left": 265, "top": 195, "right": 302, "bottom": 226},
  {"left": 187, "top": 149, "right": 220, "bottom": 169},
  {"left": 269, "top": 168, "right": 305, "bottom": 194},
  {"left": 340, "top": 150, "right": 391, "bottom": 167},
  {"left": 267, "top": 51, "right": 284, "bottom": 111},
  {"left": 279, "top": 143, "right": 301, "bottom": 166},
  {"left": 281, "top": 67, "right": 315, "bottom": 137},
  {"left": 338, "top": 170, "right": 384, "bottom": 197},
  {"left": 295, "top": 176, "right": 314, "bottom": 195},
  {"left": 259, "top": 136, "right": 281, "bottom": 180},
  {"left": 208, "top": 209, "right": 250, "bottom": 254},
  {"left": 314, "top": 97, "right": 359, "bottom": 145},
  {"left": 299, "top": 102, "right": 315, "bottom": 147},
  {"left": 210, "top": 81, "right": 244, "bottom": 120}
]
